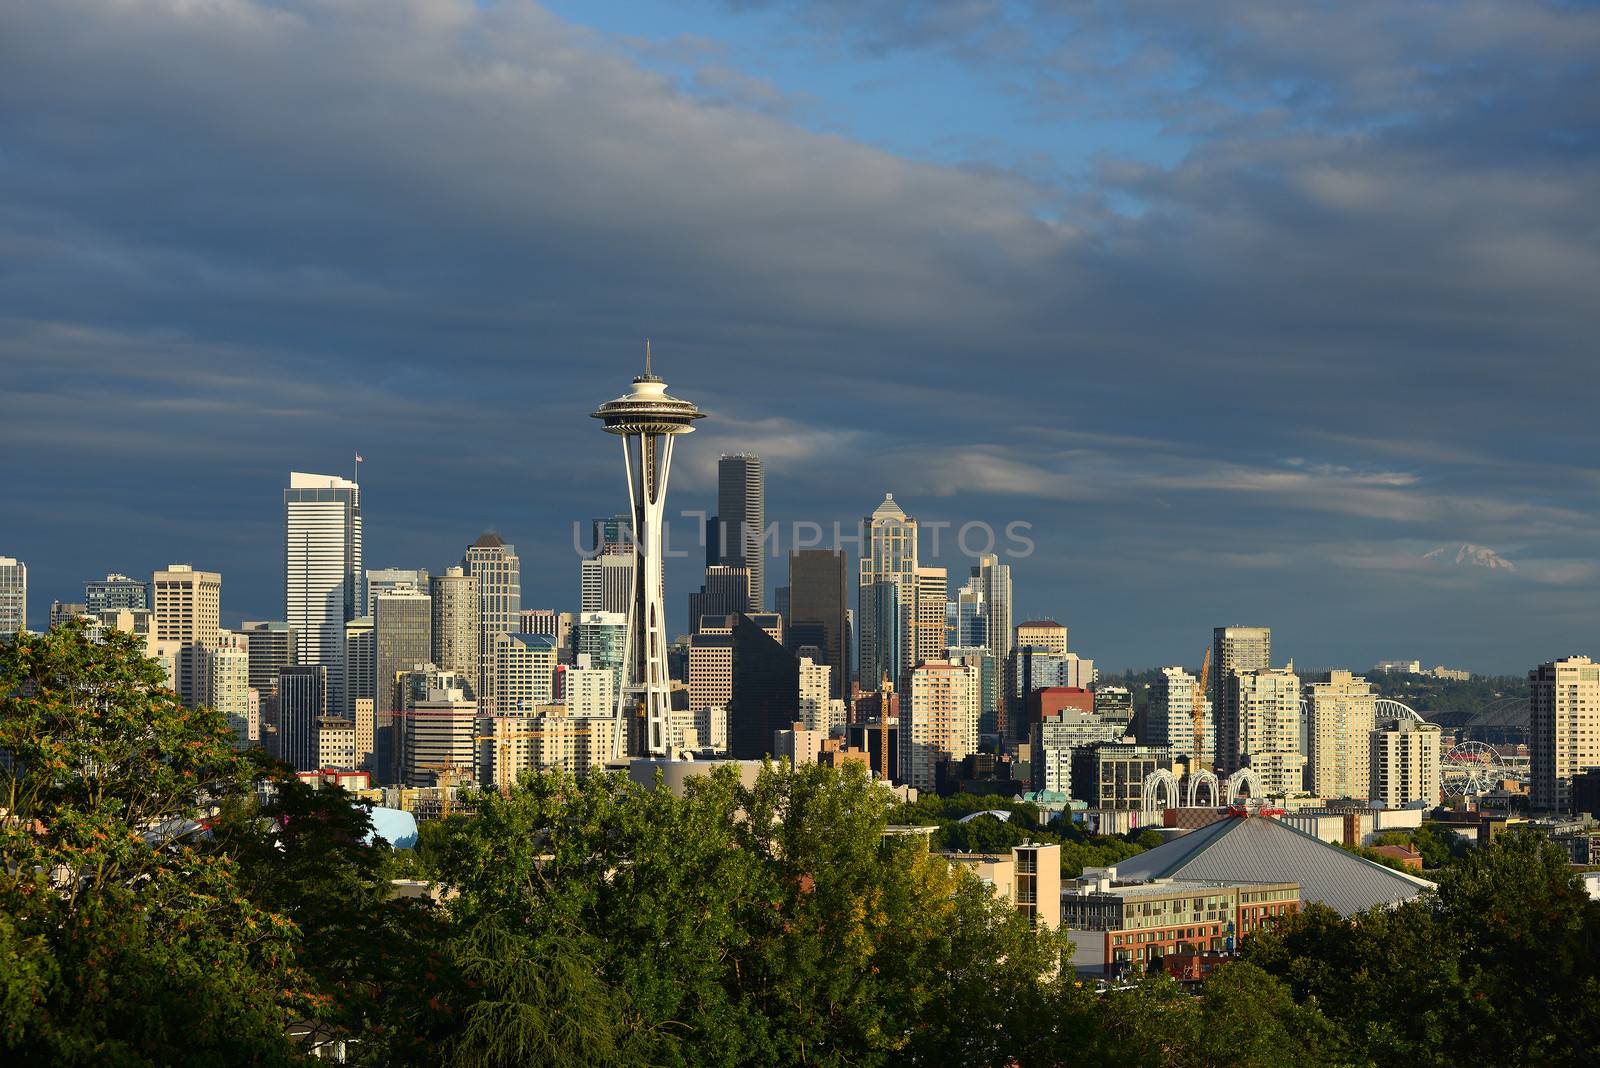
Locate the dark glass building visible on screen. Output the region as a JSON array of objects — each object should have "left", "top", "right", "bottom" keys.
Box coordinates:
[
  {"left": 728, "top": 613, "right": 798, "bottom": 759},
  {"left": 787, "top": 549, "right": 849, "bottom": 700}
]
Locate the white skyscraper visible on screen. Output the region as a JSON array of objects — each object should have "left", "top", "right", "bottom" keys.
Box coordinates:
[
  {"left": 1149, "top": 666, "right": 1215, "bottom": 769},
  {"left": 0, "top": 557, "right": 25, "bottom": 636},
  {"left": 285, "top": 472, "right": 362, "bottom": 716}
]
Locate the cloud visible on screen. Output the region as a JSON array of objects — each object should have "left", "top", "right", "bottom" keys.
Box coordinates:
[{"left": 1, "top": 0, "right": 1596, "bottom": 673}]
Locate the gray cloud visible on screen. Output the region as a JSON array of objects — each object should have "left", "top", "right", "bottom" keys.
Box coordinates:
[{"left": 2, "top": 0, "right": 1596, "bottom": 672}]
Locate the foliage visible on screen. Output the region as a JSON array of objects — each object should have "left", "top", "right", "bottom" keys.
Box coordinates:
[
  {"left": 1244, "top": 831, "right": 1600, "bottom": 1067},
  {"left": 7, "top": 627, "right": 1599, "bottom": 1067},
  {"left": 0, "top": 624, "right": 306, "bottom": 1065},
  {"left": 888, "top": 791, "right": 1155, "bottom": 877}
]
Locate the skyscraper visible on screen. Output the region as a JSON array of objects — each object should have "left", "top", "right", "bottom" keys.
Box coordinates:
[
  {"left": 728, "top": 614, "right": 799, "bottom": 760},
  {"left": 581, "top": 552, "right": 636, "bottom": 616},
  {"left": 912, "top": 566, "right": 948, "bottom": 668},
  {"left": 901, "top": 660, "right": 980, "bottom": 792},
  {"left": 1371, "top": 718, "right": 1441, "bottom": 808},
  {"left": 276, "top": 664, "right": 329, "bottom": 773},
  {"left": 85, "top": 573, "right": 148, "bottom": 613},
  {"left": 344, "top": 615, "right": 375, "bottom": 721},
  {"left": 1219, "top": 666, "right": 1303, "bottom": 796},
  {"left": 859, "top": 493, "right": 917, "bottom": 691},
  {"left": 463, "top": 533, "right": 521, "bottom": 715},
  {"left": 947, "top": 578, "right": 986, "bottom": 650},
  {"left": 284, "top": 472, "right": 362, "bottom": 716},
  {"left": 1212, "top": 626, "right": 1271, "bottom": 711},
  {"left": 240, "top": 620, "right": 296, "bottom": 696},
  {"left": 592, "top": 354, "right": 704, "bottom": 757},
  {"left": 430, "top": 566, "right": 479, "bottom": 682},
  {"left": 1304, "top": 670, "right": 1376, "bottom": 800},
  {"left": 152, "top": 564, "right": 221, "bottom": 708},
  {"left": 716, "top": 454, "right": 765, "bottom": 610},
  {"left": 0, "top": 557, "right": 26, "bottom": 636},
  {"left": 1148, "top": 666, "right": 1215, "bottom": 768},
  {"left": 494, "top": 632, "right": 560, "bottom": 714},
  {"left": 374, "top": 586, "right": 432, "bottom": 784},
  {"left": 788, "top": 549, "right": 849, "bottom": 700},
  {"left": 688, "top": 564, "right": 752, "bottom": 633},
  {"left": 203, "top": 630, "right": 251, "bottom": 746},
  {"left": 969, "top": 553, "right": 1012, "bottom": 666},
  {"left": 365, "top": 567, "right": 429, "bottom": 615},
  {"left": 1530, "top": 655, "right": 1600, "bottom": 812}
]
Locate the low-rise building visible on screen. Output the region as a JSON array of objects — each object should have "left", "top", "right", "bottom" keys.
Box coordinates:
[
  {"left": 1063, "top": 868, "right": 1300, "bottom": 977},
  {"left": 939, "top": 842, "right": 1061, "bottom": 931}
]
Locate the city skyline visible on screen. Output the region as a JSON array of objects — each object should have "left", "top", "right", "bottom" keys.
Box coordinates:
[{"left": 5, "top": 1, "right": 1598, "bottom": 675}]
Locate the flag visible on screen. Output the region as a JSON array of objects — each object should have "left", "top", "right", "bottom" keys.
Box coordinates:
[{"left": 355, "top": 452, "right": 364, "bottom": 463}]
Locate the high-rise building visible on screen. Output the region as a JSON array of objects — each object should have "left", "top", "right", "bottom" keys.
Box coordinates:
[
  {"left": 1371, "top": 718, "right": 1441, "bottom": 807},
  {"left": 344, "top": 616, "right": 375, "bottom": 721},
  {"left": 240, "top": 621, "right": 296, "bottom": 696},
  {"left": 1148, "top": 666, "right": 1215, "bottom": 768},
  {"left": 85, "top": 573, "right": 148, "bottom": 613},
  {"left": 0, "top": 557, "right": 25, "bottom": 636},
  {"left": 859, "top": 493, "right": 917, "bottom": 691},
  {"left": 947, "top": 645, "right": 999, "bottom": 734},
  {"left": 716, "top": 454, "right": 765, "bottom": 610},
  {"left": 969, "top": 554, "right": 1012, "bottom": 666},
  {"left": 788, "top": 549, "right": 849, "bottom": 700},
  {"left": 151, "top": 564, "right": 221, "bottom": 708},
  {"left": 1304, "top": 670, "right": 1376, "bottom": 800},
  {"left": 50, "top": 602, "right": 89, "bottom": 629},
  {"left": 561, "top": 653, "right": 615, "bottom": 719},
  {"left": 495, "top": 632, "right": 560, "bottom": 714},
  {"left": 590, "top": 513, "right": 633, "bottom": 554},
  {"left": 1070, "top": 743, "right": 1172, "bottom": 810},
  {"left": 1015, "top": 620, "right": 1069, "bottom": 657},
  {"left": 947, "top": 579, "right": 986, "bottom": 650},
  {"left": 1031, "top": 709, "right": 1126, "bottom": 795},
  {"left": 463, "top": 533, "right": 521, "bottom": 716},
  {"left": 1219, "top": 667, "right": 1303, "bottom": 797},
  {"left": 728, "top": 614, "right": 799, "bottom": 759},
  {"left": 481, "top": 705, "right": 619, "bottom": 785},
  {"left": 374, "top": 587, "right": 432, "bottom": 784},
  {"left": 399, "top": 669, "right": 478, "bottom": 787},
  {"left": 592, "top": 357, "right": 704, "bottom": 757},
  {"left": 203, "top": 630, "right": 251, "bottom": 745},
  {"left": 573, "top": 611, "right": 628, "bottom": 703},
  {"left": 276, "top": 664, "right": 329, "bottom": 773},
  {"left": 687, "top": 564, "right": 752, "bottom": 634},
  {"left": 900, "top": 659, "right": 980, "bottom": 792},
  {"left": 1212, "top": 626, "right": 1272, "bottom": 711},
  {"left": 519, "top": 609, "right": 573, "bottom": 652},
  {"left": 430, "top": 566, "right": 480, "bottom": 683},
  {"left": 582, "top": 552, "right": 636, "bottom": 616},
  {"left": 1530, "top": 655, "right": 1600, "bottom": 812},
  {"left": 912, "top": 567, "right": 948, "bottom": 669},
  {"left": 797, "top": 655, "right": 843, "bottom": 733},
  {"left": 365, "top": 568, "right": 429, "bottom": 616},
  {"left": 285, "top": 472, "right": 362, "bottom": 716}
]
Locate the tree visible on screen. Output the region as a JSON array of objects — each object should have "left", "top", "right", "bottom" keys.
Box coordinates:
[{"left": 0, "top": 625, "right": 306, "bottom": 1065}]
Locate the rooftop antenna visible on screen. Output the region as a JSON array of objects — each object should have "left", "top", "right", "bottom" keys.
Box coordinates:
[{"left": 645, "top": 338, "right": 652, "bottom": 377}]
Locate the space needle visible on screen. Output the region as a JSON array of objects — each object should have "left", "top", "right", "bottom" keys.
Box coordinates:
[{"left": 592, "top": 344, "right": 705, "bottom": 758}]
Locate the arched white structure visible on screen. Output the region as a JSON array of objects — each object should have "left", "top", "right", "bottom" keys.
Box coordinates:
[
  {"left": 1375, "top": 698, "right": 1425, "bottom": 725},
  {"left": 1225, "top": 767, "right": 1265, "bottom": 805},
  {"left": 1142, "top": 768, "right": 1182, "bottom": 814},
  {"left": 1187, "top": 768, "right": 1222, "bottom": 808}
]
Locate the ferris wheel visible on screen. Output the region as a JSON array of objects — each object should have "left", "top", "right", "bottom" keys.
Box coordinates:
[{"left": 1440, "top": 740, "right": 1521, "bottom": 797}]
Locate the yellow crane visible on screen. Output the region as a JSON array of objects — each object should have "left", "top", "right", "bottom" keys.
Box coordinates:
[{"left": 1193, "top": 646, "right": 1211, "bottom": 772}]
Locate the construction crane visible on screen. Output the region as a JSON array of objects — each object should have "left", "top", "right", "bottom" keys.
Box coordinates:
[{"left": 1192, "top": 647, "right": 1211, "bottom": 772}]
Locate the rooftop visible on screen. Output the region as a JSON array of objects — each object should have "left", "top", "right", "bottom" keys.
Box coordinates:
[{"left": 1112, "top": 814, "right": 1433, "bottom": 916}]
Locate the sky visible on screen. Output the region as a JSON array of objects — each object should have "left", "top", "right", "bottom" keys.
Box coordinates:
[{"left": 3, "top": 0, "right": 1598, "bottom": 674}]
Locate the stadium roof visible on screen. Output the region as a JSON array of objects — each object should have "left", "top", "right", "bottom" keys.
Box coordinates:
[{"left": 1112, "top": 814, "right": 1434, "bottom": 916}]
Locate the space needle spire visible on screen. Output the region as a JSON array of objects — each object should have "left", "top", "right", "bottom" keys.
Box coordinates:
[{"left": 592, "top": 344, "right": 705, "bottom": 757}]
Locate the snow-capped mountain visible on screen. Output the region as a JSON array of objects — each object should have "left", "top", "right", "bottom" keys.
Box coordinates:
[{"left": 1422, "top": 543, "right": 1518, "bottom": 572}]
